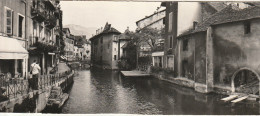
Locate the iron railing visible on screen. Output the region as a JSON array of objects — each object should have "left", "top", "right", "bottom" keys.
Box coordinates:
[{"left": 0, "top": 70, "right": 72, "bottom": 99}]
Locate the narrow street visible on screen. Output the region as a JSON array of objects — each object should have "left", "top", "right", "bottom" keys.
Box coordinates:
[{"left": 61, "top": 68, "right": 260, "bottom": 115}]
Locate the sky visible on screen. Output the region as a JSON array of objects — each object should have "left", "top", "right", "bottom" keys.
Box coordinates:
[{"left": 60, "top": 1, "right": 162, "bottom": 33}]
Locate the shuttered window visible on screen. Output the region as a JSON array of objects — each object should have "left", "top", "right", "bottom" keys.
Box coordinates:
[{"left": 5, "top": 7, "right": 13, "bottom": 35}]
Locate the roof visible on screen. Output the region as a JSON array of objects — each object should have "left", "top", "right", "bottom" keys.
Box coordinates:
[
  {"left": 206, "top": 2, "right": 227, "bottom": 11},
  {"left": 118, "top": 28, "right": 132, "bottom": 40},
  {"left": 179, "top": 5, "right": 260, "bottom": 37},
  {"left": 137, "top": 17, "right": 165, "bottom": 31},
  {"left": 89, "top": 23, "right": 121, "bottom": 41},
  {"left": 244, "top": 2, "right": 260, "bottom": 6},
  {"left": 63, "top": 28, "right": 70, "bottom": 33},
  {"left": 136, "top": 9, "right": 166, "bottom": 25}
]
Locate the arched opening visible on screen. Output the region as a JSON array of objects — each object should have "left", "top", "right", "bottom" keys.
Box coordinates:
[{"left": 231, "top": 68, "right": 260, "bottom": 95}]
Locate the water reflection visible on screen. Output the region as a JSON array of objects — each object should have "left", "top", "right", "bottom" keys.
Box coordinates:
[{"left": 61, "top": 68, "right": 260, "bottom": 115}]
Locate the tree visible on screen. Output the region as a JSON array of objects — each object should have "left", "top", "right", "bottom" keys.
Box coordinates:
[{"left": 122, "top": 27, "right": 164, "bottom": 69}]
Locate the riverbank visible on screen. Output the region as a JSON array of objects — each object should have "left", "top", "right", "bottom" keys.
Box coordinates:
[
  {"left": 61, "top": 69, "right": 260, "bottom": 115},
  {"left": 0, "top": 62, "right": 74, "bottom": 113},
  {"left": 150, "top": 72, "right": 260, "bottom": 102}
]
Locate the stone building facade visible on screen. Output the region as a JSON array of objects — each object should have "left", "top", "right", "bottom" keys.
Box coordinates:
[
  {"left": 28, "top": 0, "right": 63, "bottom": 74},
  {"left": 0, "top": 0, "right": 63, "bottom": 77},
  {"left": 0, "top": 0, "right": 31, "bottom": 78},
  {"left": 90, "top": 23, "right": 121, "bottom": 69},
  {"left": 160, "top": 1, "right": 260, "bottom": 95}
]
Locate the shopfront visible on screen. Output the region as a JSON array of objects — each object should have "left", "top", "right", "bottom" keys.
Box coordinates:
[{"left": 0, "top": 36, "right": 28, "bottom": 78}]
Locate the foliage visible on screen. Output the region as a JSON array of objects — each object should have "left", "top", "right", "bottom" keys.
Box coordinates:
[
  {"left": 150, "top": 66, "right": 174, "bottom": 75},
  {"left": 138, "top": 56, "right": 152, "bottom": 65},
  {"left": 126, "top": 27, "right": 164, "bottom": 48},
  {"left": 118, "top": 55, "right": 137, "bottom": 70},
  {"left": 120, "top": 27, "right": 165, "bottom": 70}
]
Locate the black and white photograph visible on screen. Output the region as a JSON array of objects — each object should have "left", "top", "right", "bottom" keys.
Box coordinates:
[{"left": 0, "top": 0, "right": 260, "bottom": 115}]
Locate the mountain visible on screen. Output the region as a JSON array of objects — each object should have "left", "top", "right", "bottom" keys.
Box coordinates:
[{"left": 63, "top": 24, "right": 97, "bottom": 40}]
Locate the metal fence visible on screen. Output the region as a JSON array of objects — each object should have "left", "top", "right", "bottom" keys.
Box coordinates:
[{"left": 0, "top": 70, "right": 72, "bottom": 98}]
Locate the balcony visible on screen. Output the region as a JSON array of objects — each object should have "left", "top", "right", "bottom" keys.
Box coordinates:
[
  {"left": 29, "top": 37, "right": 56, "bottom": 52},
  {"left": 31, "top": 6, "right": 47, "bottom": 22},
  {"left": 44, "top": 0, "right": 56, "bottom": 10},
  {"left": 45, "top": 15, "right": 57, "bottom": 29}
]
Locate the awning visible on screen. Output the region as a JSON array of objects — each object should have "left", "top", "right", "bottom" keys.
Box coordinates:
[
  {"left": 152, "top": 51, "right": 164, "bottom": 56},
  {"left": 0, "top": 36, "right": 28, "bottom": 59}
]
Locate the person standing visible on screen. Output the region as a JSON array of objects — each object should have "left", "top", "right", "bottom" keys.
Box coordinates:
[{"left": 30, "top": 60, "right": 41, "bottom": 90}]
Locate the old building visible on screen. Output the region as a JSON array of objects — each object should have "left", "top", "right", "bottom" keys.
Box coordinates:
[
  {"left": 135, "top": 9, "right": 166, "bottom": 70},
  {"left": 28, "top": 0, "right": 63, "bottom": 74},
  {"left": 136, "top": 9, "right": 165, "bottom": 31},
  {"left": 90, "top": 23, "right": 121, "bottom": 69},
  {"left": 176, "top": 4, "right": 260, "bottom": 94},
  {"left": 74, "top": 35, "right": 87, "bottom": 60},
  {"left": 160, "top": 1, "right": 260, "bottom": 94},
  {"left": 62, "top": 28, "right": 74, "bottom": 61},
  {"left": 0, "top": 0, "right": 31, "bottom": 78},
  {"left": 161, "top": 2, "right": 227, "bottom": 76},
  {"left": 82, "top": 39, "right": 91, "bottom": 61}
]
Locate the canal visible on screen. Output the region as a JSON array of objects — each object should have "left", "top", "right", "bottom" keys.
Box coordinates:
[{"left": 61, "top": 68, "right": 260, "bottom": 115}]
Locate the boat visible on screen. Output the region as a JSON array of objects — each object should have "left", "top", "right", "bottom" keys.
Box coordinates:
[{"left": 46, "top": 86, "right": 69, "bottom": 111}]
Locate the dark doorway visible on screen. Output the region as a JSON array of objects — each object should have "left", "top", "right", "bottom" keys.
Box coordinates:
[{"left": 234, "top": 69, "right": 259, "bottom": 95}]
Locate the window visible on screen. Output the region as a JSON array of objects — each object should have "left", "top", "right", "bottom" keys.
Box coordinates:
[
  {"left": 108, "top": 43, "right": 110, "bottom": 49},
  {"left": 244, "top": 21, "right": 251, "bottom": 34},
  {"left": 114, "top": 48, "right": 116, "bottom": 51},
  {"left": 183, "top": 39, "right": 188, "bottom": 51},
  {"left": 114, "top": 35, "right": 118, "bottom": 41},
  {"left": 114, "top": 55, "right": 117, "bottom": 60},
  {"left": 182, "top": 60, "right": 188, "bottom": 77},
  {"left": 168, "top": 12, "right": 173, "bottom": 32},
  {"left": 18, "top": 15, "right": 24, "bottom": 37},
  {"left": 45, "top": 28, "right": 51, "bottom": 42},
  {"left": 169, "top": 36, "right": 173, "bottom": 48},
  {"left": 5, "top": 7, "right": 13, "bottom": 35},
  {"left": 39, "top": 25, "right": 43, "bottom": 38}
]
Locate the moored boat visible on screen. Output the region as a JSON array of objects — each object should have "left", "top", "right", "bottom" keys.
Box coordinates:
[{"left": 46, "top": 86, "right": 69, "bottom": 111}]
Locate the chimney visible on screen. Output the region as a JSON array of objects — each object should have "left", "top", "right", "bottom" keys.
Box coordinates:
[
  {"left": 193, "top": 21, "right": 198, "bottom": 30},
  {"left": 101, "top": 27, "right": 103, "bottom": 32}
]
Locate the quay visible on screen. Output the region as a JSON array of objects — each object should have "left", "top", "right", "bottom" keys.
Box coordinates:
[
  {"left": 121, "top": 71, "right": 150, "bottom": 77},
  {"left": 0, "top": 62, "right": 74, "bottom": 112}
]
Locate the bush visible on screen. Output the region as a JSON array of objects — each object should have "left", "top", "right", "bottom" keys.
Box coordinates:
[{"left": 150, "top": 66, "right": 174, "bottom": 75}]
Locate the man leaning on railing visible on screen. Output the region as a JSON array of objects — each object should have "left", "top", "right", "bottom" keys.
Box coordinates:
[{"left": 29, "top": 60, "right": 41, "bottom": 90}]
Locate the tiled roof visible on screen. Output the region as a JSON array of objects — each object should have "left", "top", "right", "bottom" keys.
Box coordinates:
[
  {"left": 136, "top": 9, "right": 166, "bottom": 25},
  {"left": 89, "top": 24, "right": 121, "bottom": 41},
  {"left": 179, "top": 5, "right": 260, "bottom": 37},
  {"left": 206, "top": 2, "right": 227, "bottom": 11},
  {"left": 102, "top": 27, "right": 121, "bottom": 34}
]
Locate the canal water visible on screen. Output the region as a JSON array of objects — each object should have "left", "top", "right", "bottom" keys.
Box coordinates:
[{"left": 61, "top": 68, "right": 260, "bottom": 115}]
